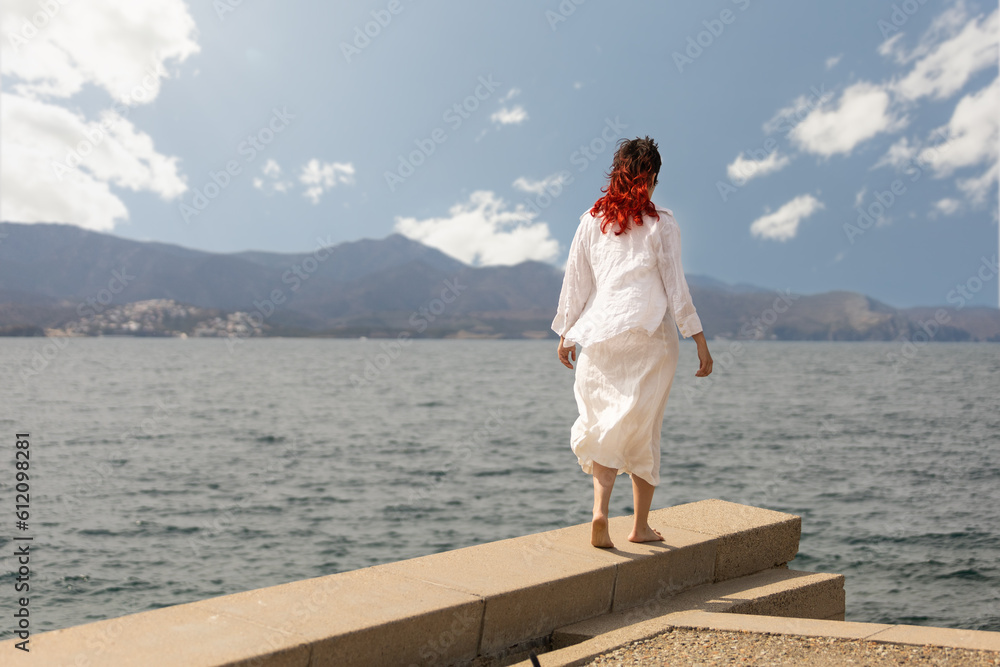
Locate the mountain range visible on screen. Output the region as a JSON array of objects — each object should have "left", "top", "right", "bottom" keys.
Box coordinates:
[{"left": 1, "top": 221, "right": 997, "bottom": 341}]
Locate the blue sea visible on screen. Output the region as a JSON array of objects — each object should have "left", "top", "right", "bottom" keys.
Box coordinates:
[{"left": 0, "top": 337, "right": 998, "bottom": 640}]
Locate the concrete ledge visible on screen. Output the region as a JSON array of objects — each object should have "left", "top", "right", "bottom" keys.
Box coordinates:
[
  {"left": 194, "top": 567, "right": 484, "bottom": 667},
  {"left": 552, "top": 567, "right": 844, "bottom": 650},
  {"left": 500, "top": 514, "right": 718, "bottom": 613},
  {"left": 652, "top": 499, "right": 801, "bottom": 581},
  {"left": 0, "top": 603, "right": 314, "bottom": 667},
  {"left": 669, "top": 609, "right": 894, "bottom": 639},
  {"left": 725, "top": 569, "right": 845, "bottom": 620},
  {"left": 865, "top": 623, "right": 1000, "bottom": 652},
  {"left": 376, "top": 530, "right": 620, "bottom": 657},
  {"left": 0, "top": 499, "right": 810, "bottom": 666}
]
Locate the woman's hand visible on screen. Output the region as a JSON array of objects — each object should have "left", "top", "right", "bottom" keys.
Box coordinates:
[
  {"left": 691, "top": 331, "right": 713, "bottom": 377},
  {"left": 557, "top": 336, "right": 577, "bottom": 369}
]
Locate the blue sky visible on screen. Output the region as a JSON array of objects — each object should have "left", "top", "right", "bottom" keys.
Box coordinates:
[{"left": 2, "top": 0, "right": 997, "bottom": 308}]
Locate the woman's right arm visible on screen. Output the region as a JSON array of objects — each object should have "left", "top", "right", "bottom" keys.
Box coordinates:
[{"left": 551, "top": 221, "right": 594, "bottom": 351}]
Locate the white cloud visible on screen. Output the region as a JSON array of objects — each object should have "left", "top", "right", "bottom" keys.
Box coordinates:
[
  {"left": 958, "top": 161, "right": 999, "bottom": 206},
  {"left": 0, "top": 0, "right": 198, "bottom": 230},
  {"left": 825, "top": 54, "right": 842, "bottom": 70},
  {"left": 853, "top": 186, "right": 868, "bottom": 208},
  {"left": 878, "top": 1, "right": 973, "bottom": 64},
  {"left": 512, "top": 172, "right": 571, "bottom": 196},
  {"left": 890, "top": 8, "right": 998, "bottom": 102},
  {"left": 873, "top": 136, "right": 919, "bottom": 170},
  {"left": 491, "top": 106, "right": 528, "bottom": 126},
  {"left": 393, "top": 190, "right": 560, "bottom": 266},
  {"left": 932, "top": 198, "right": 962, "bottom": 216},
  {"left": 750, "top": 194, "right": 825, "bottom": 242},
  {"left": 499, "top": 88, "right": 520, "bottom": 102},
  {"left": 726, "top": 150, "right": 792, "bottom": 183},
  {"left": 762, "top": 88, "right": 833, "bottom": 135},
  {"left": 790, "top": 82, "right": 904, "bottom": 157},
  {"left": 299, "top": 159, "right": 355, "bottom": 204},
  {"left": 918, "top": 78, "right": 999, "bottom": 177},
  {"left": 262, "top": 159, "right": 281, "bottom": 177},
  {"left": 1, "top": 0, "right": 198, "bottom": 100},
  {"left": 0, "top": 91, "right": 186, "bottom": 231},
  {"left": 759, "top": 3, "right": 997, "bottom": 179},
  {"left": 253, "top": 159, "right": 293, "bottom": 195}
]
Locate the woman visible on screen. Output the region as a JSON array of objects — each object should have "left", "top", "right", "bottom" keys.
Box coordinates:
[{"left": 551, "top": 136, "right": 713, "bottom": 549}]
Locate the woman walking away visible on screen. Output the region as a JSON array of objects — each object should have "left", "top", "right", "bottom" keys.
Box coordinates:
[{"left": 551, "top": 136, "right": 713, "bottom": 549}]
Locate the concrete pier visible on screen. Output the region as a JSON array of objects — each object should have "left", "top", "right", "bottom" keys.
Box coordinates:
[{"left": 4, "top": 499, "right": 995, "bottom": 666}]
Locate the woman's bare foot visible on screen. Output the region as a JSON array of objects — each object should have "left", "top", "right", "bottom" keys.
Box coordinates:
[
  {"left": 628, "top": 524, "right": 664, "bottom": 543},
  {"left": 591, "top": 514, "right": 614, "bottom": 548}
]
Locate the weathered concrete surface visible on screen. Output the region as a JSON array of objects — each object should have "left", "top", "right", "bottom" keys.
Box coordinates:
[
  {"left": 0, "top": 499, "right": 816, "bottom": 666},
  {"left": 865, "top": 623, "right": 1000, "bottom": 652},
  {"left": 553, "top": 567, "right": 844, "bottom": 649},
  {"left": 667, "top": 609, "right": 894, "bottom": 639},
  {"left": 529, "top": 519, "right": 718, "bottom": 612},
  {"left": 194, "top": 566, "right": 484, "bottom": 667},
  {"left": 652, "top": 498, "right": 802, "bottom": 582},
  {"left": 376, "top": 531, "right": 618, "bottom": 656},
  {"left": 0, "top": 603, "right": 312, "bottom": 667}
]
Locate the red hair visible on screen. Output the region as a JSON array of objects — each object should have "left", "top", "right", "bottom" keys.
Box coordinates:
[{"left": 590, "top": 136, "right": 662, "bottom": 235}]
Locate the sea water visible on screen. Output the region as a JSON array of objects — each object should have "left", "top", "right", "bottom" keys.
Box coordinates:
[{"left": 0, "top": 337, "right": 997, "bottom": 638}]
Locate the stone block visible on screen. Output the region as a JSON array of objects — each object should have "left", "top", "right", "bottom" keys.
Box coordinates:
[{"left": 653, "top": 499, "right": 801, "bottom": 581}]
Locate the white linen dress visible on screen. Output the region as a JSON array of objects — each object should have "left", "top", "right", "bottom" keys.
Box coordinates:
[{"left": 551, "top": 205, "right": 703, "bottom": 487}]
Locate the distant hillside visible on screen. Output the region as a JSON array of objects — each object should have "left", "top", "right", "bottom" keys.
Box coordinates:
[{"left": 1, "top": 221, "right": 998, "bottom": 341}]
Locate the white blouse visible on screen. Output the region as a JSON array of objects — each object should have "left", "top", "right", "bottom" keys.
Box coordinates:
[{"left": 551, "top": 205, "right": 703, "bottom": 348}]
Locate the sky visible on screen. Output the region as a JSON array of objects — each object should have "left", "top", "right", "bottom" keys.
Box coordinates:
[{"left": 1, "top": 0, "right": 998, "bottom": 309}]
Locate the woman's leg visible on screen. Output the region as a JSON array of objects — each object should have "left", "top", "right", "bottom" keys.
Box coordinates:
[
  {"left": 591, "top": 462, "right": 617, "bottom": 548},
  {"left": 628, "top": 473, "right": 664, "bottom": 543}
]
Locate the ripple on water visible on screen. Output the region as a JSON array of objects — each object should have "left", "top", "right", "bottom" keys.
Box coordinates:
[{"left": 0, "top": 339, "right": 997, "bottom": 637}]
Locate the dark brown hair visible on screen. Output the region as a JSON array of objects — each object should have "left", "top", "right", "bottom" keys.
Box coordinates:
[{"left": 590, "top": 136, "right": 661, "bottom": 235}]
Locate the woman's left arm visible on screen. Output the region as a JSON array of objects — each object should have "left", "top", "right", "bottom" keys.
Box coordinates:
[{"left": 654, "top": 216, "right": 703, "bottom": 339}]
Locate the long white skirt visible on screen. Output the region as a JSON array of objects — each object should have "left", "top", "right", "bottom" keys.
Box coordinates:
[{"left": 570, "top": 316, "right": 680, "bottom": 487}]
